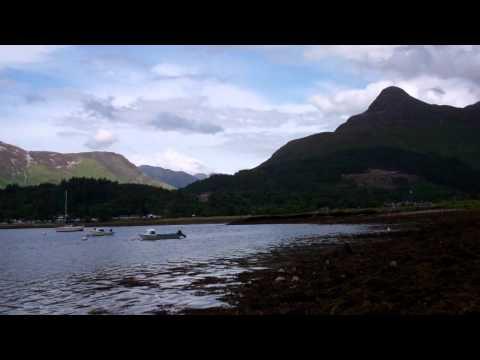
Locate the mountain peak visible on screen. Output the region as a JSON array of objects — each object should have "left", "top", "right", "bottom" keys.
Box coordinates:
[
  {"left": 367, "top": 86, "right": 419, "bottom": 112},
  {"left": 378, "top": 86, "right": 409, "bottom": 97}
]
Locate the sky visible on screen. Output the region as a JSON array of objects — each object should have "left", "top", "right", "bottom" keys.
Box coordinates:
[{"left": 2, "top": 45, "right": 480, "bottom": 175}]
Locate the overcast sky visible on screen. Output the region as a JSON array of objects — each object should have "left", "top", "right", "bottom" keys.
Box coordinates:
[{"left": 2, "top": 45, "right": 480, "bottom": 175}]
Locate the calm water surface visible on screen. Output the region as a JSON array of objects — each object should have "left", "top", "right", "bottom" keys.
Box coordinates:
[{"left": 0, "top": 223, "right": 373, "bottom": 314}]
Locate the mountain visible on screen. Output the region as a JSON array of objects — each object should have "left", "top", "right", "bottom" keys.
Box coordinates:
[
  {"left": 266, "top": 86, "right": 480, "bottom": 169},
  {"left": 194, "top": 173, "right": 209, "bottom": 181},
  {"left": 0, "top": 141, "right": 174, "bottom": 190},
  {"left": 184, "top": 86, "right": 480, "bottom": 210},
  {"left": 138, "top": 165, "right": 202, "bottom": 188},
  {"left": 138, "top": 166, "right": 212, "bottom": 188}
]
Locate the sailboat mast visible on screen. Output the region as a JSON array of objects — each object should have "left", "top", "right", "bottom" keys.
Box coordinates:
[{"left": 65, "top": 190, "right": 68, "bottom": 222}]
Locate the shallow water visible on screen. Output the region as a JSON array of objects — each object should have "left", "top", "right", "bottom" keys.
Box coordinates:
[{"left": 0, "top": 223, "right": 372, "bottom": 314}]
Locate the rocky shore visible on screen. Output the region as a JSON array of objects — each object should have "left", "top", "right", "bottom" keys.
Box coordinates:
[{"left": 184, "top": 209, "right": 480, "bottom": 315}]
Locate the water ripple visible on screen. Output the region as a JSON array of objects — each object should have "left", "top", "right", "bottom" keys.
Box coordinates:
[{"left": 0, "top": 223, "right": 375, "bottom": 314}]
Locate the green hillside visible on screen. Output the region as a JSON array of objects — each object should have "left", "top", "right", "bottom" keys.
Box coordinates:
[{"left": 0, "top": 142, "right": 174, "bottom": 190}]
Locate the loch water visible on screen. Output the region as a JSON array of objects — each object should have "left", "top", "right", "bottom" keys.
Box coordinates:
[{"left": 0, "top": 223, "right": 373, "bottom": 314}]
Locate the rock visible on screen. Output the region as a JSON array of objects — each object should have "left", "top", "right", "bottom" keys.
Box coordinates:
[
  {"left": 118, "top": 277, "right": 157, "bottom": 288},
  {"left": 292, "top": 276, "right": 300, "bottom": 282},
  {"left": 343, "top": 242, "right": 353, "bottom": 254},
  {"left": 275, "top": 276, "right": 286, "bottom": 283},
  {"left": 278, "top": 268, "right": 285, "bottom": 273},
  {"left": 389, "top": 260, "right": 398, "bottom": 268},
  {"left": 88, "top": 308, "right": 110, "bottom": 315},
  {"left": 325, "top": 259, "right": 331, "bottom": 265}
]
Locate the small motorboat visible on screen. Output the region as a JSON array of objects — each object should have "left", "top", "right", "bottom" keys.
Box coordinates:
[
  {"left": 87, "top": 228, "right": 115, "bottom": 237},
  {"left": 139, "top": 229, "right": 187, "bottom": 241}
]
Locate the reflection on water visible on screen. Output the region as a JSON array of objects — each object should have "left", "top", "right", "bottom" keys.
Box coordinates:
[{"left": 0, "top": 223, "right": 372, "bottom": 314}]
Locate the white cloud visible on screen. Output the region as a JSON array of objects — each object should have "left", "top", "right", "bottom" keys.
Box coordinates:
[
  {"left": 299, "top": 46, "right": 480, "bottom": 87},
  {"left": 309, "top": 76, "right": 480, "bottom": 131},
  {"left": 310, "top": 80, "right": 395, "bottom": 119},
  {"left": 0, "top": 45, "right": 67, "bottom": 69},
  {"left": 152, "top": 63, "right": 199, "bottom": 78},
  {"left": 304, "top": 45, "right": 405, "bottom": 63},
  {"left": 85, "top": 129, "right": 118, "bottom": 150},
  {"left": 131, "top": 149, "right": 211, "bottom": 174},
  {"left": 201, "top": 82, "right": 271, "bottom": 110}
]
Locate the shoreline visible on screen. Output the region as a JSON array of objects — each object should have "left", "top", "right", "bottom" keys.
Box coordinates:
[
  {"left": 182, "top": 209, "right": 480, "bottom": 315},
  {"left": 0, "top": 215, "right": 249, "bottom": 230},
  {"left": 227, "top": 208, "right": 464, "bottom": 225},
  {"left": 0, "top": 207, "right": 462, "bottom": 230}
]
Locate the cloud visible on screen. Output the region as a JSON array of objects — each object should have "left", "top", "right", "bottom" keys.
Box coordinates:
[
  {"left": 298, "top": 46, "right": 480, "bottom": 86},
  {"left": 25, "top": 94, "right": 47, "bottom": 104},
  {"left": 0, "top": 45, "right": 67, "bottom": 69},
  {"left": 371, "top": 46, "right": 480, "bottom": 82},
  {"left": 201, "top": 82, "right": 271, "bottom": 110},
  {"left": 131, "top": 149, "right": 211, "bottom": 174},
  {"left": 304, "top": 45, "right": 405, "bottom": 63},
  {"left": 57, "top": 130, "right": 87, "bottom": 138},
  {"left": 150, "top": 112, "right": 223, "bottom": 134},
  {"left": 66, "top": 95, "right": 227, "bottom": 135},
  {"left": 85, "top": 129, "right": 118, "bottom": 150},
  {"left": 310, "top": 81, "right": 396, "bottom": 121},
  {"left": 238, "top": 45, "right": 480, "bottom": 89},
  {"left": 152, "top": 63, "right": 199, "bottom": 78},
  {"left": 83, "top": 96, "right": 117, "bottom": 119},
  {"left": 309, "top": 76, "right": 480, "bottom": 131}
]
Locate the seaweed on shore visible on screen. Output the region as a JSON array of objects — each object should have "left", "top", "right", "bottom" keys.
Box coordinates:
[{"left": 183, "top": 210, "right": 480, "bottom": 315}]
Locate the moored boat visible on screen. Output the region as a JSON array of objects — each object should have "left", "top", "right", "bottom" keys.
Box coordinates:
[
  {"left": 56, "top": 224, "right": 84, "bottom": 232},
  {"left": 56, "top": 190, "right": 84, "bottom": 232},
  {"left": 139, "top": 229, "right": 187, "bottom": 241},
  {"left": 87, "top": 228, "right": 115, "bottom": 237}
]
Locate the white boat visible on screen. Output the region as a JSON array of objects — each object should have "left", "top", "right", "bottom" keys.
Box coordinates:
[
  {"left": 139, "top": 229, "right": 187, "bottom": 241},
  {"left": 87, "top": 228, "right": 114, "bottom": 237},
  {"left": 56, "top": 190, "right": 84, "bottom": 232},
  {"left": 56, "top": 224, "right": 84, "bottom": 232}
]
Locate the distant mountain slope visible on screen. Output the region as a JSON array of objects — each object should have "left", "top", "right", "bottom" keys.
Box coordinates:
[
  {"left": 193, "top": 173, "right": 209, "bottom": 181},
  {"left": 184, "top": 86, "right": 480, "bottom": 208},
  {"left": 0, "top": 141, "right": 174, "bottom": 190},
  {"left": 138, "top": 165, "right": 208, "bottom": 188}
]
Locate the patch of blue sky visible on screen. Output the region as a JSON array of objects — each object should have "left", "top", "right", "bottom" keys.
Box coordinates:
[{"left": 1, "top": 68, "right": 69, "bottom": 90}]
